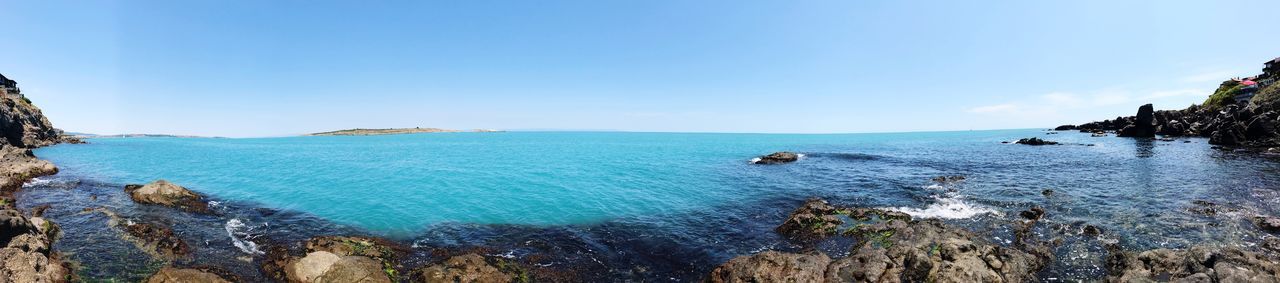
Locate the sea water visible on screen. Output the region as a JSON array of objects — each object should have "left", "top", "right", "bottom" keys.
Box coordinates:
[{"left": 22, "top": 130, "right": 1280, "bottom": 280}]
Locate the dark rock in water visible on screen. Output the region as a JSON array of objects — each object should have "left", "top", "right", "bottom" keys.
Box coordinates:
[
  {"left": 1054, "top": 125, "right": 1077, "bottom": 131},
  {"left": 752, "top": 152, "right": 800, "bottom": 164},
  {"left": 931, "top": 175, "right": 966, "bottom": 183},
  {"left": 1041, "top": 189, "right": 1054, "bottom": 197},
  {"left": 1117, "top": 104, "right": 1157, "bottom": 137},
  {"left": 1014, "top": 137, "right": 1058, "bottom": 146},
  {"left": 706, "top": 251, "right": 830, "bottom": 283},
  {"left": 146, "top": 266, "right": 235, "bottom": 283},
  {"left": 1082, "top": 225, "right": 1103, "bottom": 236},
  {"left": 1256, "top": 216, "right": 1280, "bottom": 233},
  {"left": 1106, "top": 245, "right": 1280, "bottom": 282},
  {"left": 1020, "top": 207, "right": 1045, "bottom": 221},
  {"left": 124, "top": 222, "right": 192, "bottom": 261},
  {"left": 775, "top": 199, "right": 842, "bottom": 240},
  {"left": 124, "top": 180, "right": 211, "bottom": 214},
  {"left": 1188, "top": 200, "right": 1219, "bottom": 216},
  {"left": 1210, "top": 122, "right": 1248, "bottom": 145},
  {"left": 414, "top": 253, "right": 519, "bottom": 283},
  {"left": 1090, "top": 132, "right": 1107, "bottom": 137}
]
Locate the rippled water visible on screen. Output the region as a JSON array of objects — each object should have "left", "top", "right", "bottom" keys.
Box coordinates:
[{"left": 19, "top": 130, "right": 1280, "bottom": 281}]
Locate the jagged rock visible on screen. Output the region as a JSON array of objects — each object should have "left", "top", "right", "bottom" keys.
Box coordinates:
[
  {"left": 146, "top": 267, "right": 234, "bottom": 283},
  {"left": 1015, "top": 137, "right": 1058, "bottom": 145},
  {"left": 752, "top": 152, "right": 800, "bottom": 164},
  {"left": 414, "top": 253, "right": 517, "bottom": 283},
  {"left": 1117, "top": 104, "right": 1156, "bottom": 137},
  {"left": 706, "top": 251, "right": 831, "bottom": 283},
  {"left": 124, "top": 180, "right": 210, "bottom": 213},
  {"left": 931, "top": 175, "right": 966, "bottom": 183},
  {"left": 0, "top": 209, "right": 67, "bottom": 282},
  {"left": 775, "top": 199, "right": 842, "bottom": 240},
  {"left": 1106, "top": 245, "right": 1280, "bottom": 282}
]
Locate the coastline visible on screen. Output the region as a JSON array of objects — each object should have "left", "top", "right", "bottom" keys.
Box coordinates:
[{"left": 306, "top": 128, "right": 503, "bottom": 136}]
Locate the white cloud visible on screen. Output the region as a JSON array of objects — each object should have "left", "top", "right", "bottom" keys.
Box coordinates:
[{"left": 967, "top": 104, "right": 1019, "bottom": 114}]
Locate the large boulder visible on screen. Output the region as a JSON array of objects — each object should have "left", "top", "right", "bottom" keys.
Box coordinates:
[
  {"left": 124, "top": 180, "right": 210, "bottom": 213},
  {"left": 706, "top": 251, "right": 831, "bottom": 283},
  {"left": 265, "top": 236, "right": 400, "bottom": 283},
  {"left": 0, "top": 209, "right": 68, "bottom": 282},
  {"left": 1117, "top": 104, "right": 1156, "bottom": 137},
  {"left": 1106, "top": 246, "right": 1280, "bottom": 282},
  {"left": 146, "top": 267, "right": 234, "bottom": 283},
  {"left": 414, "top": 253, "right": 518, "bottom": 283},
  {"left": 775, "top": 199, "right": 843, "bottom": 240},
  {"left": 752, "top": 152, "right": 800, "bottom": 164}
]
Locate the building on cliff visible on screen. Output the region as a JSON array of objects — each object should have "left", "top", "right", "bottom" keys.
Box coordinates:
[
  {"left": 0, "top": 73, "right": 21, "bottom": 98},
  {"left": 1266, "top": 57, "right": 1280, "bottom": 80}
]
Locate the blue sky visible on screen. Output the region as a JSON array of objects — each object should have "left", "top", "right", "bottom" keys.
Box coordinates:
[{"left": 1, "top": 1, "right": 1277, "bottom": 137}]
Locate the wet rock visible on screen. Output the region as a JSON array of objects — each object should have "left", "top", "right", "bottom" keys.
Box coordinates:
[
  {"left": 752, "top": 152, "right": 800, "bottom": 164},
  {"left": 124, "top": 180, "right": 210, "bottom": 213},
  {"left": 1020, "top": 207, "right": 1045, "bottom": 221},
  {"left": 1117, "top": 104, "right": 1156, "bottom": 138},
  {"left": 1083, "top": 225, "right": 1103, "bottom": 236},
  {"left": 1257, "top": 216, "right": 1280, "bottom": 233},
  {"left": 0, "top": 209, "right": 67, "bottom": 282},
  {"left": 1041, "top": 189, "right": 1054, "bottom": 197},
  {"left": 146, "top": 267, "right": 234, "bottom": 283},
  {"left": 706, "top": 251, "right": 830, "bottom": 283},
  {"left": 1054, "top": 125, "right": 1077, "bottom": 131},
  {"left": 775, "top": 199, "right": 843, "bottom": 240},
  {"left": 266, "top": 236, "right": 400, "bottom": 283},
  {"left": 123, "top": 222, "right": 191, "bottom": 261},
  {"left": 828, "top": 219, "right": 1048, "bottom": 283},
  {"left": 1106, "top": 245, "right": 1280, "bottom": 282},
  {"left": 414, "top": 253, "right": 518, "bottom": 283},
  {"left": 1014, "top": 137, "right": 1058, "bottom": 146},
  {"left": 1188, "top": 200, "right": 1220, "bottom": 216},
  {"left": 1091, "top": 132, "right": 1108, "bottom": 137}
]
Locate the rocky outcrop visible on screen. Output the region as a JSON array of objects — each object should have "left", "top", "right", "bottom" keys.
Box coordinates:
[
  {"left": 713, "top": 199, "right": 1051, "bottom": 282},
  {"left": 0, "top": 209, "right": 69, "bottom": 282},
  {"left": 1053, "top": 125, "right": 1077, "bottom": 131},
  {"left": 1105, "top": 245, "right": 1280, "bottom": 282},
  {"left": 146, "top": 267, "right": 234, "bottom": 283},
  {"left": 413, "top": 253, "right": 519, "bottom": 283},
  {"left": 124, "top": 222, "right": 191, "bottom": 261},
  {"left": 1014, "top": 137, "right": 1058, "bottom": 145},
  {"left": 1257, "top": 216, "right": 1280, "bottom": 233},
  {"left": 707, "top": 251, "right": 831, "bottom": 283},
  {"left": 124, "top": 180, "right": 211, "bottom": 213},
  {"left": 1116, "top": 104, "right": 1156, "bottom": 138},
  {"left": 752, "top": 152, "right": 800, "bottom": 164},
  {"left": 264, "top": 236, "right": 401, "bottom": 283}
]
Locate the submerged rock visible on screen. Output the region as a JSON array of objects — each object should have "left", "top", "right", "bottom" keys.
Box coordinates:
[
  {"left": 752, "top": 152, "right": 800, "bottom": 164},
  {"left": 1014, "top": 137, "right": 1059, "bottom": 146},
  {"left": 1020, "top": 207, "right": 1045, "bottom": 221},
  {"left": 124, "top": 222, "right": 192, "bottom": 261},
  {"left": 1257, "top": 216, "right": 1280, "bottom": 233},
  {"left": 707, "top": 251, "right": 831, "bottom": 283},
  {"left": 414, "top": 253, "right": 519, "bottom": 283},
  {"left": 1106, "top": 245, "right": 1280, "bottom": 282},
  {"left": 124, "top": 180, "right": 211, "bottom": 213},
  {"left": 146, "top": 267, "right": 234, "bottom": 283}
]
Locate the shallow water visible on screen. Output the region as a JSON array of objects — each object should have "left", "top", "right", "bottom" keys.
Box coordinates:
[{"left": 19, "top": 130, "right": 1280, "bottom": 281}]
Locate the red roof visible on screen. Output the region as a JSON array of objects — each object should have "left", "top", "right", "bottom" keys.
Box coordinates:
[{"left": 1242, "top": 80, "right": 1258, "bottom": 86}]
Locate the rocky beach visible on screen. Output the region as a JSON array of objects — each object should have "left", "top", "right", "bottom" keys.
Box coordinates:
[{"left": 5, "top": 61, "right": 1280, "bottom": 282}]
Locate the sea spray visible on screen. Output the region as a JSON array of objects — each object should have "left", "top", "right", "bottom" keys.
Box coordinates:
[{"left": 225, "top": 219, "right": 264, "bottom": 255}]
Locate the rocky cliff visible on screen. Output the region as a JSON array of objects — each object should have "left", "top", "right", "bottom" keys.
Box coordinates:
[{"left": 0, "top": 75, "right": 74, "bottom": 281}]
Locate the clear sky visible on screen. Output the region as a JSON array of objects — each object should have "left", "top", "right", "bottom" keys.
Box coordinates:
[{"left": 1, "top": 1, "right": 1277, "bottom": 137}]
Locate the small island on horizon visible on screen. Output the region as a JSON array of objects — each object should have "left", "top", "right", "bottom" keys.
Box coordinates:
[{"left": 305, "top": 127, "right": 504, "bottom": 136}]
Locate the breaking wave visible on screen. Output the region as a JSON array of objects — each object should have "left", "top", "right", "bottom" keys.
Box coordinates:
[{"left": 225, "top": 219, "right": 264, "bottom": 255}]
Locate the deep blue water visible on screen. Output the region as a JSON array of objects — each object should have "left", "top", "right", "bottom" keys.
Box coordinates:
[{"left": 18, "top": 130, "right": 1280, "bottom": 281}]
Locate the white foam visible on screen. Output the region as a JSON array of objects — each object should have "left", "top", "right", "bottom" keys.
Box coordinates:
[
  {"left": 890, "top": 197, "right": 997, "bottom": 219},
  {"left": 225, "top": 219, "right": 264, "bottom": 255},
  {"left": 749, "top": 158, "right": 762, "bottom": 164}
]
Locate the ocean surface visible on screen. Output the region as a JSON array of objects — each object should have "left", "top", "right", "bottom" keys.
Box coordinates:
[{"left": 18, "top": 130, "right": 1280, "bottom": 281}]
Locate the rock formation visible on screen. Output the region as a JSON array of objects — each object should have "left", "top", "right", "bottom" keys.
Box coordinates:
[
  {"left": 413, "top": 253, "right": 519, "bottom": 283},
  {"left": 264, "top": 236, "right": 403, "bottom": 283},
  {"left": 1014, "top": 137, "right": 1058, "bottom": 145},
  {"left": 1106, "top": 245, "right": 1280, "bottom": 282},
  {"left": 711, "top": 198, "right": 1051, "bottom": 282},
  {"left": 124, "top": 180, "right": 211, "bottom": 213},
  {"left": 1116, "top": 104, "right": 1156, "bottom": 137},
  {"left": 0, "top": 209, "right": 69, "bottom": 282},
  {"left": 145, "top": 267, "right": 234, "bottom": 283},
  {"left": 752, "top": 152, "right": 800, "bottom": 164}
]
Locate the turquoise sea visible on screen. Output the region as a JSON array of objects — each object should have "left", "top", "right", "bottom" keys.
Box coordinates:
[{"left": 19, "top": 130, "right": 1280, "bottom": 281}]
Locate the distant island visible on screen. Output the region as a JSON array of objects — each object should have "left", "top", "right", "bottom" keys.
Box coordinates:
[{"left": 306, "top": 127, "right": 503, "bottom": 136}]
